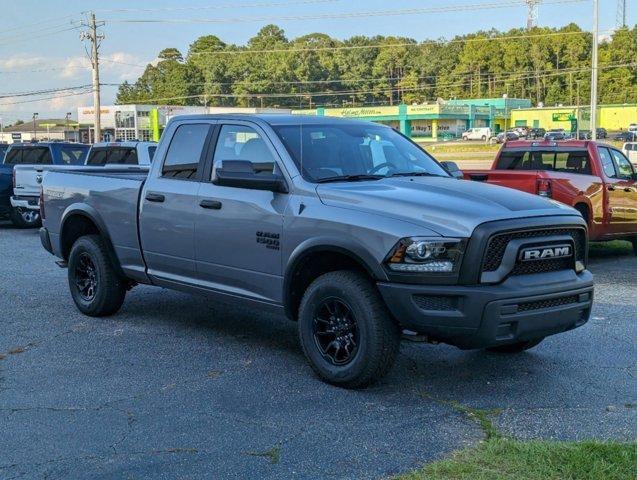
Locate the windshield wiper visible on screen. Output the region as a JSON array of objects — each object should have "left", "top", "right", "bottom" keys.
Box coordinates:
[
  {"left": 316, "top": 174, "right": 385, "bottom": 183},
  {"left": 388, "top": 172, "right": 447, "bottom": 178}
]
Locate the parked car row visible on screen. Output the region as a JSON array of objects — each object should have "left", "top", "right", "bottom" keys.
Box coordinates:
[{"left": 0, "top": 141, "right": 156, "bottom": 228}]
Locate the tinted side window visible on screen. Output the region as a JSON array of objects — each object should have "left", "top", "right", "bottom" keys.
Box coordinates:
[
  {"left": 60, "top": 147, "right": 89, "bottom": 165},
  {"left": 598, "top": 147, "right": 617, "bottom": 178},
  {"left": 610, "top": 149, "right": 634, "bottom": 178},
  {"left": 22, "top": 148, "right": 53, "bottom": 165},
  {"left": 162, "top": 124, "right": 210, "bottom": 179},
  {"left": 0, "top": 146, "right": 8, "bottom": 161},
  {"left": 86, "top": 148, "right": 107, "bottom": 166},
  {"left": 4, "top": 149, "right": 22, "bottom": 165},
  {"left": 212, "top": 125, "right": 275, "bottom": 176},
  {"left": 148, "top": 146, "right": 157, "bottom": 162},
  {"left": 108, "top": 148, "right": 138, "bottom": 165}
]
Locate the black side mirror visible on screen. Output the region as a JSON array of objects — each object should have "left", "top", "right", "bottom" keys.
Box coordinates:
[
  {"left": 440, "top": 161, "right": 463, "bottom": 179},
  {"left": 213, "top": 160, "right": 288, "bottom": 193}
]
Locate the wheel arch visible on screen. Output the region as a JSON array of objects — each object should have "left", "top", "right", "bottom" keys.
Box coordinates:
[
  {"left": 283, "top": 240, "right": 385, "bottom": 321},
  {"left": 59, "top": 205, "right": 124, "bottom": 277}
]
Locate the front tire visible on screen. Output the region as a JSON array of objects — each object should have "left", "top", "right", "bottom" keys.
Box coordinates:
[
  {"left": 298, "top": 270, "right": 400, "bottom": 389},
  {"left": 68, "top": 235, "right": 126, "bottom": 317},
  {"left": 9, "top": 207, "right": 41, "bottom": 228},
  {"left": 487, "top": 337, "right": 544, "bottom": 353}
]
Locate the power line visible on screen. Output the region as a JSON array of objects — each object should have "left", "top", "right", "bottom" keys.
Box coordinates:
[
  {"left": 95, "top": 0, "right": 339, "bottom": 14},
  {"left": 0, "top": 89, "right": 92, "bottom": 107},
  {"left": 0, "top": 85, "right": 93, "bottom": 99},
  {"left": 104, "top": 0, "right": 587, "bottom": 25}
]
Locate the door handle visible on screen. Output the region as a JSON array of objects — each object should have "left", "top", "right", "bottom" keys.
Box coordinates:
[
  {"left": 608, "top": 185, "right": 616, "bottom": 191},
  {"left": 145, "top": 192, "right": 165, "bottom": 202},
  {"left": 199, "top": 199, "right": 222, "bottom": 210},
  {"left": 624, "top": 187, "right": 635, "bottom": 193}
]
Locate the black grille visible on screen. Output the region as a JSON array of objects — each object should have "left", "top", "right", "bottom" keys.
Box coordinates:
[
  {"left": 517, "top": 295, "right": 579, "bottom": 312},
  {"left": 482, "top": 227, "right": 586, "bottom": 274},
  {"left": 412, "top": 295, "right": 458, "bottom": 311}
]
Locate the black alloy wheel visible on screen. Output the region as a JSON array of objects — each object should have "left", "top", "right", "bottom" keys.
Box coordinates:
[
  {"left": 74, "top": 252, "right": 98, "bottom": 301},
  {"left": 312, "top": 297, "right": 360, "bottom": 366}
]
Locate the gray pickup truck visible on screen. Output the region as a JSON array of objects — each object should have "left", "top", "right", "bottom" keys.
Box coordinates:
[{"left": 40, "top": 115, "right": 594, "bottom": 388}]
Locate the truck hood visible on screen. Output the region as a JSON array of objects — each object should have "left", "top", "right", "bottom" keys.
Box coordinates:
[{"left": 316, "top": 176, "right": 577, "bottom": 237}]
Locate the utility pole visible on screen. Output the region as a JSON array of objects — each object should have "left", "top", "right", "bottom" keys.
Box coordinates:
[
  {"left": 616, "top": 0, "right": 627, "bottom": 28},
  {"left": 32, "top": 113, "right": 38, "bottom": 141},
  {"left": 81, "top": 12, "right": 104, "bottom": 143},
  {"left": 525, "top": 0, "right": 540, "bottom": 29},
  {"left": 590, "top": 0, "right": 599, "bottom": 140}
]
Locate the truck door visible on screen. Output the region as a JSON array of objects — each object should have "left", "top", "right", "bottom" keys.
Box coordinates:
[
  {"left": 194, "top": 122, "right": 288, "bottom": 304},
  {"left": 598, "top": 146, "right": 637, "bottom": 234},
  {"left": 139, "top": 122, "right": 213, "bottom": 283}
]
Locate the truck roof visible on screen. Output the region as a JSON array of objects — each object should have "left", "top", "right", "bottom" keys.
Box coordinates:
[
  {"left": 167, "top": 113, "right": 384, "bottom": 127},
  {"left": 502, "top": 140, "right": 607, "bottom": 149}
]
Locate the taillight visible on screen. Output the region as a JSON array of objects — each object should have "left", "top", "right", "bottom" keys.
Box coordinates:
[
  {"left": 39, "top": 187, "right": 46, "bottom": 220},
  {"left": 536, "top": 179, "right": 552, "bottom": 198}
]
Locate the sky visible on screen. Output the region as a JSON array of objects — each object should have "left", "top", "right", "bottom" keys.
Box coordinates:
[{"left": 0, "top": 0, "right": 634, "bottom": 123}]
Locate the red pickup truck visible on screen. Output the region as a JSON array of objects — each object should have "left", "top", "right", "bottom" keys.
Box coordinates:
[{"left": 463, "top": 140, "right": 637, "bottom": 250}]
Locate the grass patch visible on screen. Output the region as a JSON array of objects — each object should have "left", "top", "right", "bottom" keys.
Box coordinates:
[
  {"left": 405, "top": 393, "right": 637, "bottom": 480},
  {"left": 589, "top": 240, "right": 634, "bottom": 258},
  {"left": 244, "top": 446, "right": 281, "bottom": 464},
  {"left": 398, "top": 439, "right": 637, "bottom": 480},
  {"left": 422, "top": 143, "right": 501, "bottom": 154}
]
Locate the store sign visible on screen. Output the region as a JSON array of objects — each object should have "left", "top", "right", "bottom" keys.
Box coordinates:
[
  {"left": 324, "top": 106, "right": 399, "bottom": 117},
  {"left": 552, "top": 112, "right": 573, "bottom": 122},
  {"left": 11, "top": 133, "right": 21, "bottom": 140},
  {"left": 406, "top": 104, "right": 440, "bottom": 115}
]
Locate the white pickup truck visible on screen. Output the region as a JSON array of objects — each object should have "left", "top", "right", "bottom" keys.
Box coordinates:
[
  {"left": 11, "top": 141, "right": 156, "bottom": 221},
  {"left": 622, "top": 142, "right": 637, "bottom": 168}
]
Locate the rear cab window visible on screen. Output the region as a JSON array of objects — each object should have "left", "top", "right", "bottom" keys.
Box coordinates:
[
  {"left": 496, "top": 148, "right": 591, "bottom": 174},
  {"left": 59, "top": 146, "right": 89, "bottom": 164},
  {"left": 5, "top": 147, "right": 53, "bottom": 165}
]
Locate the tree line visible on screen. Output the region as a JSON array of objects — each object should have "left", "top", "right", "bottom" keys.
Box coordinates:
[{"left": 115, "top": 23, "right": 637, "bottom": 109}]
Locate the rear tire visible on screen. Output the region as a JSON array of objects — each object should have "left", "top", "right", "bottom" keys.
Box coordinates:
[
  {"left": 9, "top": 207, "right": 41, "bottom": 229},
  {"left": 487, "top": 337, "right": 544, "bottom": 353},
  {"left": 298, "top": 270, "right": 400, "bottom": 389},
  {"left": 68, "top": 235, "right": 126, "bottom": 317}
]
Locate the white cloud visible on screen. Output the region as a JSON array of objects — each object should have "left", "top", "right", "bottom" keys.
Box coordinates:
[{"left": 0, "top": 55, "right": 47, "bottom": 70}]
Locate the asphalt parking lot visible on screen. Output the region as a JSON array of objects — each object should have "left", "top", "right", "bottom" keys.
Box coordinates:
[{"left": 0, "top": 220, "right": 635, "bottom": 479}]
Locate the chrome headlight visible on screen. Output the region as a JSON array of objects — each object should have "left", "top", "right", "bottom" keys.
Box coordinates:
[{"left": 386, "top": 237, "right": 465, "bottom": 273}]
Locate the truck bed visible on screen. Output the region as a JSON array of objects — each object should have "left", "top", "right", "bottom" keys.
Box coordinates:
[{"left": 42, "top": 167, "right": 149, "bottom": 282}]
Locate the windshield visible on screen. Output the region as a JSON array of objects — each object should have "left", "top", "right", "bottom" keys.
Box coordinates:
[{"left": 272, "top": 123, "right": 449, "bottom": 182}]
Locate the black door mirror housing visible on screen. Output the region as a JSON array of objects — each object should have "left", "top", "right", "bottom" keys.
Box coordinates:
[
  {"left": 213, "top": 160, "right": 288, "bottom": 193},
  {"left": 440, "top": 161, "right": 464, "bottom": 179}
]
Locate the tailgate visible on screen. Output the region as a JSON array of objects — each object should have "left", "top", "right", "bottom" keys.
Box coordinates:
[
  {"left": 464, "top": 169, "right": 539, "bottom": 195},
  {"left": 12, "top": 165, "right": 44, "bottom": 197}
]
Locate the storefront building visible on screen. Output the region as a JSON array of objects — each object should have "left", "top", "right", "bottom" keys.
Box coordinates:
[
  {"left": 510, "top": 103, "right": 637, "bottom": 132},
  {"left": 292, "top": 98, "right": 532, "bottom": 140}
]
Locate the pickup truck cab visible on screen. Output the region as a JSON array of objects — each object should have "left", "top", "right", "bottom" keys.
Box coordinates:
[
  {"left": 463, "top": 140, "right": 637, "bottom": 249},
  {"left": 2, "top": 142, "right": 89, "bottom": 227},
  {"left": 39, "top": 115, "right": 594, "bottom": 388},
  {"left": 85, "top": 141, "right": 157, "bottom": 166}
]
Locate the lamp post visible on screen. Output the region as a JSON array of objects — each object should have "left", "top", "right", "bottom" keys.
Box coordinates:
[
  {"left": 65, "top": 112, "right": 72, "bottom": 141},
  {"left": 32, "top": 113, "right": 39, "bottom": 141}
]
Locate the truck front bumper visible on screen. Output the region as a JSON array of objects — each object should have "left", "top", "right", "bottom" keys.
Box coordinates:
[
  {"left": 10, "top": 195, "right": 40, "bottom": 211},
  {"left": 377, "top": 269, "right": 593, "bottom": 349}
]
